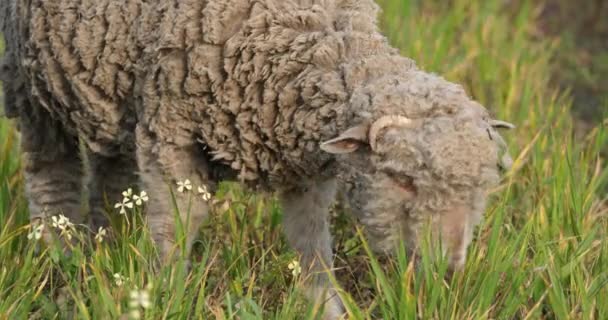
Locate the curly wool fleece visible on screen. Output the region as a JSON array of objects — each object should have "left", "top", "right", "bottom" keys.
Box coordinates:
[
  {"left": 2, "top": 0, "right": 421, "bottom": 186},
  {"left": 2, "top": 0, "right": 513, "bottom": 317}
]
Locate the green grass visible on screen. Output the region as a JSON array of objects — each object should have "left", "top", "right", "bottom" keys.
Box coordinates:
[{"left": 1, "top": 0, "right": 607, "bottom": 319}]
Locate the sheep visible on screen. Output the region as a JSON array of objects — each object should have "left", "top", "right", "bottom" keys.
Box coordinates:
[{"left": 1, "top": 0, "right": 514, "bottom": 317}]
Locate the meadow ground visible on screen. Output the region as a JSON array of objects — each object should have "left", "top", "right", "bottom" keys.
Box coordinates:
[{"left": 1, "top": 0, "right": 607, "bottom": 319}]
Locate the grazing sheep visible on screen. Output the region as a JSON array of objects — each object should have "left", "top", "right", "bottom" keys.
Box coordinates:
[{"left": 1, "top": 0, "right": 513, "bottom": 317}]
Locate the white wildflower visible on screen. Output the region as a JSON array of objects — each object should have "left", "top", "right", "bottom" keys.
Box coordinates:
[
  {"left": 51, "top": 214, "right": 73, "bottom": 231},
  {"left": 27, "top": 224, "right": 45, "bottom": 241},
  {"left": 95, "top": 227, "right": 107, "bottom": 243},
  {"left": 177, "top": 179, "right": 193, "bottom": 193},
  {"left": 50, "top": 214, "right": 74, "bottom": 240},
  {"left": 113, "top": 273, "right": 127, "bottom": 287},
  {"left": 115, "top": 198, "right": 134, "bottom": 215},
  {"left": 197, "top": 185, "right": 211, "bottom": 201},
  {"left": 129, "top": 287, "right": 151, "bottom": 309},
  {"left": 122, "top": 188, "right": 133, "bottom": 199},
  {"left": 288, "top": 260, "right": 301, "bottom": 277},
  {"left": 51, "top": 217, "right": 59, "bottom": 229},
  {"left": 132, "top": 191, "right": 149, "bottom": 206}
]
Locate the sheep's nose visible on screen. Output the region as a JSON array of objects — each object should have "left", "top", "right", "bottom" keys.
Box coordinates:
[{"left": 438, "top": 203, "right": 470, "bottom": 271}]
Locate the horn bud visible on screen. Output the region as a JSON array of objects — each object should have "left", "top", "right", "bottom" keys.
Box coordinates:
[{"left": 369, "top": 115, "right": 415, "bottom": 151}]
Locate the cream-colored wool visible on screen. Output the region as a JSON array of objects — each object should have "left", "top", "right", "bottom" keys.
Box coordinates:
[{"left": 1, "top": 0, "right": 513, "bottom": 318}]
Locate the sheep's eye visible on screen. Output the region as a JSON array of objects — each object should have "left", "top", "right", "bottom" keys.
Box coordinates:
[
  {"left": 384, "top": 170, "right": 417, "bottom": 194},
  {"left": 393, "top": 176, "right": 416, "bottom": 193}
]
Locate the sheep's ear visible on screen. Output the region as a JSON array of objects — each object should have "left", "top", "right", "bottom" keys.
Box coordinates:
[{"left": 320, "top": 124, "right": 369, "bottom": 154}]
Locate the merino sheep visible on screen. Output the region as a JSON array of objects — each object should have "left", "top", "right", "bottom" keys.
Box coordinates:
[{"left": 1, "top": 0, "right": 513, "bottom": 317}]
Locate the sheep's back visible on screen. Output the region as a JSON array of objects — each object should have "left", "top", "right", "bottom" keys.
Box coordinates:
[
  {"left": 9, "top": 0, "right": 390, "bottom": 188},
  {"left": 12, "top": 0, "right": 253, "bottom": 155}
]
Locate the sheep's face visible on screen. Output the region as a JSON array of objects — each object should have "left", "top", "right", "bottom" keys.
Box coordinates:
[{"left": 321, "top": 112, "right": 513, "bottom": 270}]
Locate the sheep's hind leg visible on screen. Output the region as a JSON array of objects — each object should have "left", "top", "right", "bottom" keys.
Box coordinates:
[
  {"left": 280, "top": 179, "right": 344, "bottom": 320},
  {"left": 135, "top": 126, "right": 211, "bottom": 266},
  {"left": 87, "top": 152, "right": 139, "bottom": 232},
  {"left": 19, "top": 102, "right": 84, "bottom": 246}
]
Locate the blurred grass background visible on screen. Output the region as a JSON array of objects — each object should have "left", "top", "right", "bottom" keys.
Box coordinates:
[
  {"left": 1, "top": 0, "right": 607, "bottom": 319},
  {"left": 533, "top": 0, "right": 607, "bottom": 133}
]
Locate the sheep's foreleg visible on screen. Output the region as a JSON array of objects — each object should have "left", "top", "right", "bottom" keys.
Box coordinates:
[
  {"left": 19, "top": 102, "right": 84, "bottom": 245},
  {"left": 280, "top": 179, "right": 343, "bottom": 320},
  {"left": 135, "top": 126, "right": 210, "bottom": 266},
  {"left": 87, "top": 152, "right": 139, "bottom": 231}
]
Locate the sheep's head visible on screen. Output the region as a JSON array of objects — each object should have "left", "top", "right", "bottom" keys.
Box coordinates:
[{"left": 320, "top": 102, "right": 513, "bottom": 271}]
